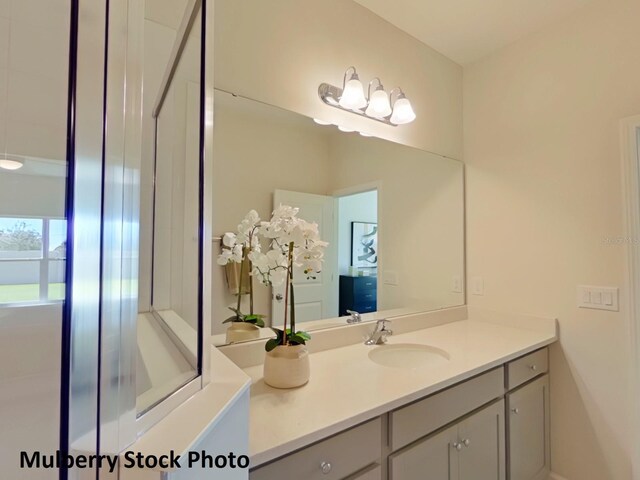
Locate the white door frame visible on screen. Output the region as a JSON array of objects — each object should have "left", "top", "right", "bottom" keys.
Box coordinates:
[
  {"left": 332, "top": 181, "right": 381, "bottom": 316},
  {"left": 620, "top": 114, "right": 640, "bottom": 480}
]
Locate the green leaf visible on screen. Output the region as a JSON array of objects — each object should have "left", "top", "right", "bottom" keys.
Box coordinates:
[
  {"left": 244, "top": 316, "right": 265, "bottom": 328},
  {"left": 296, "top": 331, "right": 311, "bottom": 341},
  {"left": 265, "top": 338, "right": 280, "bottom": 352},
  {"left": 287, "top": 334, "right": 306, "bottom": 345}
]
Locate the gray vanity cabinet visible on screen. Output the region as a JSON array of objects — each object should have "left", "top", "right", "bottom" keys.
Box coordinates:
[
  {"left": 389, "top": 400, "right": 505, "bottom": 480},
  {"left": 506, "top": 374, "right": 550, "bottom": 480},
  {"left": 250, "top": 348, "right": 551, "bottom": 480},
  {"left": 458, "top": 400, "right": 506, "bottom": 480},
  {"left": 389, "top": 424, "right": 458, "bottom": 479}
]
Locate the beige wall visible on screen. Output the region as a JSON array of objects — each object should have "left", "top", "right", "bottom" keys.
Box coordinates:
[
  {"left": 214, "top": 0, "right": 463, "bottom": 160},
  {"left": 464, "top": 0, "right": 640, "bottom": 478},
  {"left": 330, "top": 134, "right": 465, "bottom": 313}
]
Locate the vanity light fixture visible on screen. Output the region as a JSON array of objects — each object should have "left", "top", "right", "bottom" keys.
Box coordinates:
[
  {"left": 0, "top": 154, "right": 24, "bottom": 170},
  {"left": 389, "top": 87, "right": 416, "bottom": 125},
  {"left": 318, "top": 66, "right": 416, "bottom": 126},
  {"left": 338, "top": 66, "right": 367, "bottom": 110},
  {"left": 365, "top": 78, "right": 392, "bottom": 118}
]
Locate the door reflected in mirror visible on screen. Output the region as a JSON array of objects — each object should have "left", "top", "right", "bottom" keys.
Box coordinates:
[{"left": 212, "top": 90, "right": 464, "bottom": 346}]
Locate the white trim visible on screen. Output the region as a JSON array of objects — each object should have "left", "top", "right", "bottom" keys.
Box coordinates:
[
  {"left": 620, "top": 114, "right": 640, "bottom": 480},
  {"left": 136, "top": 377, "right": 201, "bottom": 435}
]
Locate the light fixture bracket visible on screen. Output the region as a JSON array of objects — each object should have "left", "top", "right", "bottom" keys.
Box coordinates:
[{"left": 318, "top": 83, "right": 397, "bottom": 127}]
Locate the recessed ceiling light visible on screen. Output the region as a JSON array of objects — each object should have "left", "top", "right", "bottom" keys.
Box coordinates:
[{"left": 0, "top": 155, "right": 24, "bottom": 171}]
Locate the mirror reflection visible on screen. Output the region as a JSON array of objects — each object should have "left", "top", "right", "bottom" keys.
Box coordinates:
[
  {"left": 212, "top": 91, "right": 464, "bottom": 346},
  {"left": 137, "top": 4, "right": 202, "bottom": 415}
]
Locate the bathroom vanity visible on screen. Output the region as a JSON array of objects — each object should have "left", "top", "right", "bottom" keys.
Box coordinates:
[{"left": 224, "top": 309, "right": 556, "bottom": 480}]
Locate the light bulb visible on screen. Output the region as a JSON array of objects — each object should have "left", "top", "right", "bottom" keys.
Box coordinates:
[
  {"left": 313, "top": 118, "right": 331, "bottom": 125},
  {"left": 359, "top": 132, "right": 373, "bottom": 137},
  {"left": 339, "top": 76, "right": 367, "bottom": 111},
  {"left": 365, "top": 88, "right": 392, "bottom": 118},
  {"left": 338, "top": 126, "right": 354, "bottom": 133},
  {"left": 0, "top": 156, "right": 24, "bottom": 170},
  {"left": 390, "top": 96, "right": 416, "bottom": 125}
]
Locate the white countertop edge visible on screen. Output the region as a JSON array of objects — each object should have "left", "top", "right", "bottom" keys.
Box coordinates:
[
  {"left": 250, "top": 333, "right": 557, "bottom": 467},
  {"left": 125, "top": 346, "right": 251, "bottom": 469}
]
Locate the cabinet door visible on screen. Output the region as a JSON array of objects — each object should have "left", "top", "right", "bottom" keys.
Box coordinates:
[
  {"left": 458, "top": 400, "right": 506, "bottom": 480},
  {"left": 389, "top": 425, "right": 458, "bottom": 480},
  {"left": 507, "top": 375, "right": 550, "bottom": 480}
]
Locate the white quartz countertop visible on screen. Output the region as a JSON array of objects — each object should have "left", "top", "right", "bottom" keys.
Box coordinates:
[{"left": 244, "top": 318, "right": 557, "bottom": 467}]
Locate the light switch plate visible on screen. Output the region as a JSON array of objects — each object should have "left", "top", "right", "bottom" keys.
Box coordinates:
[{"left": 577, "top": 285, "right": 618, "bottom": 311}]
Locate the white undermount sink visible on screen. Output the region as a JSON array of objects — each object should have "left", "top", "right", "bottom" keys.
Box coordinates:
[{"left": 368, "top": 343, "right": 450, "bottom": 369}]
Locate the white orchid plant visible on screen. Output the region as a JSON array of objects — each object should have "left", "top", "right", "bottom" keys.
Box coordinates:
[
  {"left": 217, "top": 206, "right": 328, "bottom": 351},
  {"left": 217, "top": 210, "right": 266, "bottom": 327}
]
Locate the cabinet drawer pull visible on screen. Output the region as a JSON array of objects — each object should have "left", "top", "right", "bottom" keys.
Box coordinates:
[
  {"left": 453, "top": 442, "right": 463, "bottom": 451},
  {"left": 529, "top": 364, "right": 538, "bottom": 371},
  {"left": 511, "top": 408, "right": 520, "bottom": 415},
  {"left": 320, "top": 461, "right": 332, "bottom": 474},
  {"left": 463, "top": 438, "right": 470, "bottom": 447}
]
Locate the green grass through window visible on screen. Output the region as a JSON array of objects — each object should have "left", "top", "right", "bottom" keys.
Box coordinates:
[{"left": 0, "top": 283, "right": 65, "bottom": 303}]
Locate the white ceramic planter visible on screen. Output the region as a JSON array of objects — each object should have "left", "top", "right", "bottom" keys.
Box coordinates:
[
  {"left": 226, "top": 322, "right": 261, "bottom": 344},
  {"left": 263, "top": 344, "right": 310, "bottom": 389}
]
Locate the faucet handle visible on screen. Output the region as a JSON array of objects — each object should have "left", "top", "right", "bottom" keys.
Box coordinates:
[
  {"left": 346, "top": 310, "right": 362, "bottom": 323},
  {"left": 376, "top": 318, "right": 391, "bottom": 329}
]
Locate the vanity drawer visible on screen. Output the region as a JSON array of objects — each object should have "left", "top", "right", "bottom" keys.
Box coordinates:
[
  {"left": 250, "top": 418, "right": 382, "bottom": 480},
  {"left": 389, "top": 367, "right": 504, "bottom": 451},
  {"left": 352, "top": 277, "right": 377, "bottom": 295},
  {"left": 506, "top": 348, "right": 548, "bottom": 390},
  {"left": 352, "top": 301, "right": 376, "bottom": 313}
]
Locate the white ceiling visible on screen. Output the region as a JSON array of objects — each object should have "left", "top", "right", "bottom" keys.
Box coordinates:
[{"left": 353, "top": 0, "right": 592, "bottom": 65}]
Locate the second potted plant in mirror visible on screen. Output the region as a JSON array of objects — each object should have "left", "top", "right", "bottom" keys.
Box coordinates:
[
  {"left": 218, "top": 211, "right": 266, "bottom": 343},
  {"left": 251, "top": 205, "right": 328, "bottom": 389}
]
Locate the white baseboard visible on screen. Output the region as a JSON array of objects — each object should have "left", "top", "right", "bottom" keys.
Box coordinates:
[{"left": 550, "top": 473, "right": 569, "bottom": 480}]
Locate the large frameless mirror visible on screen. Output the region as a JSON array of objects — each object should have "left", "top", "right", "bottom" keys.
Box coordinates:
[
  {"left": 136, "top": 0, "right": 204, "bottom": 415},
  {"left": 211, "top": 89, "right": 465, "bottom": 347}
]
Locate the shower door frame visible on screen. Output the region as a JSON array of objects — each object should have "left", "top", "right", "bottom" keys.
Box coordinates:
[{"left": 620, "top": 114, "right": 640, "bottom": 480}]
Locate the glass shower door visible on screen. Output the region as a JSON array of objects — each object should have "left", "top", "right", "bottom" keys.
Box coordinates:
[{"left": 0, "top": 0, "right": 71, "bottom": 478}]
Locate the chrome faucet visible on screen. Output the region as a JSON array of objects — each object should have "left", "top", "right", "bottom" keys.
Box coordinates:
[
  {"left": 346, "top": 310, "right": 362, "bottom": 323},
  {"left": 365, "top": 319, "right": 393, "bottom": 345}
]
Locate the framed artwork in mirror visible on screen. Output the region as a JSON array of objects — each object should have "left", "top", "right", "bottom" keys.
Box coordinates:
[{"left": 351, "top": 221, "right": 378, "bottom": 268}]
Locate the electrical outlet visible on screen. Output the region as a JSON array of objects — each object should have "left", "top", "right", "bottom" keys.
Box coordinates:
[
  {"left": 471, "top": 277, "right": 484, "bottom": 296},
  {"left": 383, "top": 270, "right": 399, "bottom": 286},
  {"left": 452, "top": 275, "right": 463, "bottom": 293}
]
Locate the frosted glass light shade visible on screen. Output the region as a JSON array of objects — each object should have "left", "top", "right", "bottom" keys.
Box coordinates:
[
  {"left": 390, "top": 97, "right": 416, "bottom": 125},
  {"left": 365, "top": 89, "right": 392, "bottom": 118},
  {"left": 339, "top": 78, "right": 367, "bottom": 110},
  {"left": 0, "top": 157, "right": 24, "bottom": 170}
]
